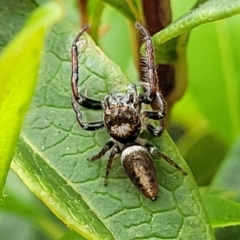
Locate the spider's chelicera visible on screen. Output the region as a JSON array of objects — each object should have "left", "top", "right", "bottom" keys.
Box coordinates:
[{"left": 71, "top": 22, "right": 187, "bottom": 201}]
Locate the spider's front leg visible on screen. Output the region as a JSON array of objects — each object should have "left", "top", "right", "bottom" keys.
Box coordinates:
[
  {"left": 71, "top": 24, "right": 103, "bottom": 110},
  {"left": 71, "top": 25, "right": 106, "bottom": 131},
  {"left": 104, "top": 146, "right": 121, "bottom": 185},
  {"left": 90, "top": 140, "right": 115, "bottom": 161},
  {"left": 71, "top": 97, "right": 104, "bottom": 131},
  {"left": 88, "top": 140, "right": 120, "bottom": 186},
  {"left": 135, "top": 22, "right": 157, "bottom": 102},
  {"left": 136, "top": 22, "right": 167, "bottom": 138}
]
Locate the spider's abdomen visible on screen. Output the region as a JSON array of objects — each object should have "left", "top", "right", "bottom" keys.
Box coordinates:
[
  {"left": 121, "top": 143, "right": 158, "bottom": 201},
  {"left": 104, "top": 105, "right": 141, "bottom": 143}
]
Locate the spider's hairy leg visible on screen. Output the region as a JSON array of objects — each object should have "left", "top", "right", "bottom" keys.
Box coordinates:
[
  {"left": 136, "top": 22, "right": 167, "bottom": 137},
  {"left": 71, "top": 24, "right": 102, "bottom": 110},
  {"left": 104, "top": 146, "right": 121, "bottom": 185},
  {"left": 89, "top": 140, "right": 120, "bottom": 186},
  {"left": 135, "top": 22, "right": 157, "bottom": 102},
  {"left": 89, "top": 140, "right": 115, "bottom": 161},
  {"left": 71, "top": 97, "right": 104, "bottom": 130},
  {"left": 144, "top": 142, "right": 187, "bottom": 176}
]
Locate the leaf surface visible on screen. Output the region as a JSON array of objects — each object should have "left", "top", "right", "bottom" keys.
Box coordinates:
[
  {"left": 12, "top": 19, "right": 214, "bottom": 239},
  {"left": 201, "top": 191, "right": 240, "bottom": 228}
]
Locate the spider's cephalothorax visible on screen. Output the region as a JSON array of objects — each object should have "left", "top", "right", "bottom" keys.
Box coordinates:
[
  {"left": 71, "top": 22, "right": 187, "bottom": 201},
  {"left": 103, "top": 85, "right": 141, "bottom": 143}
]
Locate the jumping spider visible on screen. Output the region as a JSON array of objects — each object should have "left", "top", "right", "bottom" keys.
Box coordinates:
[{"left": 71, "top": 22, "right": 187, "bottom": 201}]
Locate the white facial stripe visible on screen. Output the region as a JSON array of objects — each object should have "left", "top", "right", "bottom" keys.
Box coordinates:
[{"left": 110, "top": 123, "right": 132, "bottom": 137}]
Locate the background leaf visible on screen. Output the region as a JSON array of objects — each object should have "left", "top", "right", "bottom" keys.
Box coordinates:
[
  {"left": 187, "top": 16, "right": 240, "bottom": 144},
  {"left": 0, "top": 0, "right": 63, "bottom": 197},
  {"left": 212, "top": 136, "right": 240, "bottom": 193},
  {"left": 0, "top": 171, "right": 66, "bottom": 240},
  {"left": 201, "top": 191, "right": 240, "bottom": 227},
  {"left": 101, "top": 0, "right": 139, "bottom": 21},
  {"left": 153, "top": 0, "right": 240, "bottom": 44}
]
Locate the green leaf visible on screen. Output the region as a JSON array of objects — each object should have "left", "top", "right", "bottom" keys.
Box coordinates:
[
  {"left": 60, "top": 230, "right": 87, "bottom": 240},
  {"left": 99, "top": 5, "right": 136, "bottom": 78},
  {"left": 212, "top": 136, "right": 240, "bottom": 191},
  {"left": 153, "top": 0, "right": 240, "bottom": 45},
  {"left": 187, "top": 16, "right": 240, "bottom": 144},
  {"left": 2, "top": 172, "right": 66, "bottom": 239},
  {"left": 215, "top": 226, "right": 240, "bottom": 240},
  {"left": 0, "top": 1, "right": 63, "bottom": 196},
  {"left": 178, "top": 132, "right": 228, "bottom": 186},
  {"left": 101, "top": 0, "right": 139, "bottom": 21},
  {"left": 201, "top": 191, "right": 240, "bottom": 228},
  {"left": 11, "top": 19, "right": 214, "bottom": 239},
  {"left": 0, "top": 0, "right": 37, "bottom": 50},
  {"left": 207, "top": 137, "right": 240, "bottom": 235}
]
